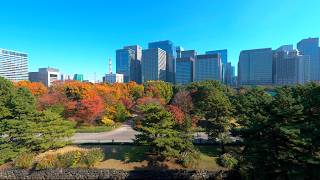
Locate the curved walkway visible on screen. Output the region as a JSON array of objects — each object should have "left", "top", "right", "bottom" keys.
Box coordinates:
[{"left": 71, "top": 124, "right": 139, "bottom": 144}]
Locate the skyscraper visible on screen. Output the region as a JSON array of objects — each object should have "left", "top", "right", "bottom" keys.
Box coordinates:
[
  {"left": 29, "top": 67, "right": 60, "bottom": 86},
  {"left": 141, "top": 48, "right": 166, "bottom": 82},
  {"left": 273, "top": 47, "right": 310, "bottom": 85},
  {"left": 206, "top": 49, "right": 227, "bottom": 64},
  {"left": 124, "top": 45, "right": 142, "bottom": 84},
  {"left": 181, "top": 50, "right": 197, "bottom": 59},
  {"left": 224, "top": 62, "right": 233, "bottom": 86},
  {"left": 0, "top": 48, "right": 28, "bottom": 81},
  {"left": 238, "top": 48, "right": 273, "bottom": 86},
  {"left": 297, "top": 38, "right": 320, "bottom": 81},
  {"left": 148, "top": 40, "right": 176, "bottom": 83},
  {"left": 176, "top": 57, "right": 194, "bottom": 84},
  {"left": 195, "top": 54, "right": 222, "bottom": 82},
  {"left": 116, "top": 48, "right": 135, "bottom": 83}
]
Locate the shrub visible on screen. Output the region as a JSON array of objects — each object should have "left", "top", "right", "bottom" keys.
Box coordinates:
[
  {"left": 35, "top": 154, "right": 58, "bottom": 170},
  {"left": 81, "top": 148, "right": 104, "bottom": 167},
  {"left": 180, "top": 151, "right": 200, "bottom": 168},
  {"left": 101, "top": 116, "right": 115, "bottom": 127},
  {"left": 218, "top": 153, "right": 238, "bottom": 169},
  {"left": 13, "top": 152, "right": 35, "bottom": 169},
  {"left": 57, "top": 150, "right": 83, "bottom": 168}
]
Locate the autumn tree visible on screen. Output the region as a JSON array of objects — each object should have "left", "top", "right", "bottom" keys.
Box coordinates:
[
  {"left": 15, "top": 81, "right": 48, "bottom": 97},
  {"left": 144, "top": 81, "right": 173, "bottom": 103}
]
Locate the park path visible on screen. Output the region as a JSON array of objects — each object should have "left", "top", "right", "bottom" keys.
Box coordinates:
[
  {"left": 71, "top": 121, "right": 209, "bottom": 144},
  {"left": 71, "top": 123, "right": 139, "bottom": 144}
]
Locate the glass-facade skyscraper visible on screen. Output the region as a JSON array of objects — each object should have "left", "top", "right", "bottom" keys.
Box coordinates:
[
  {"left": 195, "top": 54, "right": 222, "bottom": 82},
  {"left": 124, "top": 45, "right": 142, "bottom": 83},
  {"left": 148, "top": 40, "right": 176, "bottom": 83},
  {"left": 297, "top": 38, "right": 320, "bottom": 81},
  {"left": 116, "top": 48, "right": 135, "bottom": 83},
  {"left": 176, "top": 57, "right": 194, "bottom": 84},
  {"left": 206, "top": 49, "right": 227, "bottom": 64},
  {"left": 0, "top": 48, "right": 28, "bottom": 81},
  {"left": 141, "top": 48, "right": 166, "bottom": 82},
  {"left": 238, "top": 48, "right": 273, "bottom": 86}
]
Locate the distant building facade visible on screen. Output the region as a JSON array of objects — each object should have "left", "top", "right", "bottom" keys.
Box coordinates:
[
  {"left": 238, "top": 48, "right": 273, "bottom": 86},
  {"left": 149, "top": 40, "right": 176, "bottom": 83},
  {"left": 181, "top": 50, "right": 197, "bottom": 59},
  {"left": 124, "top": 45, "right": 142, "bottom": 84},
  {"left": 195, "top": 54, "right": 222, "bottom": 82},
  {"left": 297, "top": 38, "right": 320, "bottom": 81},
  {"left": 73, "top": 74, "right": 84, "bottom": 82},
  {"left": 29, "top": 67, "right": 60, "bottom": 86},
  {"left": 103, "top": 73, "right": 124, "bottom": 84},
  {"left": 141, "top": 48, "right": 166, "bottom": 82},
  {"left": 0, "top": 48, "right": 28, "bottom": 81},
  {"left": 206, "top": 49, "right": 227, "bottom": 64},
  {"left": 273, "top": 47, "right": 310, "bottom": 85},
  {"left": 116, "top": 48, "right": 135, "bottom": 83},
  {"left": 176, "top": 57, "right": 194, "bottom": 84}
]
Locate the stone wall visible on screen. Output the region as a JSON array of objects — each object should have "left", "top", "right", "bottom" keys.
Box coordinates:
[{"left": 0, "top": 168, "right": 240, "bottom": 180}]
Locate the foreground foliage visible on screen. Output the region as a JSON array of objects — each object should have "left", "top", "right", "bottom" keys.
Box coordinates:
[{"left": 0, "top": 77, "right": 75, "bottom": 165}]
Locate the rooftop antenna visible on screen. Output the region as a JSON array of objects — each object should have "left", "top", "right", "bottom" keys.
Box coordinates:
[{"left": 109, "top": 57, "right": 112, "bottom": 74}]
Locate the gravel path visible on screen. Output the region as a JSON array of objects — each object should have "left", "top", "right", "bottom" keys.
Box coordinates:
[{"left": 71, "top": 124, "right": 139, "bottom": 143}]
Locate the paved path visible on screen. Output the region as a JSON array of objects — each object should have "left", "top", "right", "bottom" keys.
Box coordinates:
[
  {"left": 71, "top": 124, "right": 139, "bottom": 144},
  {"left": 71, "top": 123, "right": 209, "bottom": 144}
]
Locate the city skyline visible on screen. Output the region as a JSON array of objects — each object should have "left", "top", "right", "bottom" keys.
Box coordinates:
[{"left": 1, "top": 0, "right": 320, "bottom": 81}]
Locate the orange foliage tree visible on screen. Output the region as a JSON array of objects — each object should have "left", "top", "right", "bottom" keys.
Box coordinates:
[{"left": 15, "top": 81, "right": 48, "bottom": 97}]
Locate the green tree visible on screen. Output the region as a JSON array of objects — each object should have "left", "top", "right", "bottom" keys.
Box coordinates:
[
  {"left": 144, "top": 81, "right": 173, "bottom": 103},
  {"left": 0, "top": 77, "right": 75, "bottom": 164},
  {"left": 135, "top": 104, "right": 195, "bottom": 160},
  {"left": 238, "top": 85, "right": 320, "bottom": 179},
  {"left": 204, "top": 88, "right": 234, "bottom": 154}
]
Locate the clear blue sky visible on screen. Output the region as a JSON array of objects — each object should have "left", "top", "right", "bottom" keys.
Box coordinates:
[{"left": 1, "top": 0, "right": 319, "bottom": 81}]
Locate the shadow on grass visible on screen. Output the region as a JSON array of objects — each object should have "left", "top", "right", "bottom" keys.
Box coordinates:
[{"left": 82, "top": 145, "right": 150, "bottom": 163}]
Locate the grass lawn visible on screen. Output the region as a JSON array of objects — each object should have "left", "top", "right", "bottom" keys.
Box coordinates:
[
  {"left": 76, "top": 124, "right": 120, "bottom": 133},
  {"left": 90, "top": 145, "right": 228, "bottom": 171}
]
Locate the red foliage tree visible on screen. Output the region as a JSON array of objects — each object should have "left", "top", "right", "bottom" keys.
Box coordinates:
[
  {"left": 167, "top": 105, "right": 185, "bottom": 124},
  {"left": 72, "top": 90, "right": 105, "bottom": 124}
]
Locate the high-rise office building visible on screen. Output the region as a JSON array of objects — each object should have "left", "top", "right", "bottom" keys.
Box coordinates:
[
  {"left": 176, "top": 46, "right": 184, "bottom": 58},
  {"left": 206, "top": 49, "right": 227, "bottom": 64},
  {"left": 141, "top": 48, "right": 166, "bottom": 82},
  {"left": 273, "top": 47, "right": 310, "bottom": 85},
  {"left": 29, "top": 67, "right": 60, "bottom": 86},
  {"left": 224, "top": 62, "right": 233, "bottom": 86},
  {"left": 238, "top": 48, "right": 273, "bottom": 86},
  {"left": 116, "top": 48, "right": 135, "bottom": 83},
  {"left": 0, "top": 48, "right": 28, "bottom": 81},
  {"left": 148, "top": 40, "right": 176, "bottom": 83},
  {"left": 297, "top": 38, "right": 320, "bottom": 81},
  {"left": 124, "top": 45, "right": 142, "bottom": 84},
  {"left": 73, "top": 74, "right": 84, "bottom": 82},
  {"left": 181, "top": 50, "right": 197, "bottom": 59},
  {"left": 206, "top": 49, "right": 228, "bottom": 84},
  {"left": 176, "top": 57, "right": 194, "bottom": 84},
  {"left": 195, "top": 54, "right": 222, "bottom": 82}
]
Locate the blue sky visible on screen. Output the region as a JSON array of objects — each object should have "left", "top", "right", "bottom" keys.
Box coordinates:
[{"left": 1, "top": 0, "right": 319, "bottom": 81}]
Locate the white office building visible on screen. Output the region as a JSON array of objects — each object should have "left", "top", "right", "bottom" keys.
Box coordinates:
[
  {"left": 29, "top": 67, "right": 60, "bottom": 86},
  {"left": 0, "top": 48, "right": 28, "bottom": 81}
]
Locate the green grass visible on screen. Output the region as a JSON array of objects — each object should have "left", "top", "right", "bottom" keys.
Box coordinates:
[{"left": 76, "top": 125, "right": 119, "bottom": 133}]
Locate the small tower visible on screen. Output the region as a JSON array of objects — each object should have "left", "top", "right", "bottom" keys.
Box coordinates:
[{"left": 109, "top": 58, "right": 112, "bottom": 74}]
